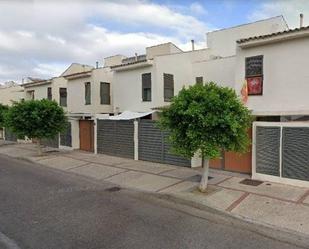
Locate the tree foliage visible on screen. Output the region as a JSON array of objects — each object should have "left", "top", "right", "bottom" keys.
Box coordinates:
[
  {"left": 158, "top": 82, "right": 252, "bottom": 160},
  {"left": 5, "top": 99, "right": 68, "bottom": 140},
  {"left": 0, "top": 103, "right": 9, "bottom": 127}
]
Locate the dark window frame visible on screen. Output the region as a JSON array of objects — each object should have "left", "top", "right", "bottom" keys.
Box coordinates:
[
  {"left": 245, "top": 55, "right": 264, "bottom": 96},
  {"left": 142, "top": 73, "right": 152, "bottom": 102},
  {"left": 163, "top": 73, "right": 174, "bottom": 102},
  {"left": 100, "top": 82, "right": 111, "bottom": 105},
  {"left": 85, "top": 82, "right": 91, "bottom": 105}
]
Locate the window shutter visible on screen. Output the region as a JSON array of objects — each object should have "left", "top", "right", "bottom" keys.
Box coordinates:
[
  {"left": 164, "top": 73, "right": 174, "bottom": 101},
  {"left": 85, "top": 82, "right": 91, "bottom": 105},
  {"left": 100, "top": 82, "right": 110, "bottom": 105},
  {"left": 195, "top": 77, "right": 203, "bottom": 85},
  {"left": 142, "top": 73, "right": 151, "bottom": 101},
  {"left": 59, "top": 88, "right": 67, "bottom": 107}
]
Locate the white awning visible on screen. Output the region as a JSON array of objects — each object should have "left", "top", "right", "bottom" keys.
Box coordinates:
[{"left": 109, "top": 111, "right": 154, "bottom": 120}]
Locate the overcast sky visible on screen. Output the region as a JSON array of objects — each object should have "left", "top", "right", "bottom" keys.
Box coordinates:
[{"left": 0, "top": 0, "right": 308, "bottom": 83}]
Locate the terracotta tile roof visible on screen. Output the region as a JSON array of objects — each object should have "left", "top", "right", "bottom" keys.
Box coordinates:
[{"left": 237, "top": 26, "right": 309, "bottom": 44}]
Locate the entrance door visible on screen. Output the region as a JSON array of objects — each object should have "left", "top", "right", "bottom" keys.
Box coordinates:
[{"left": 79, "top": 120, "right": 94, "bottom": 152}]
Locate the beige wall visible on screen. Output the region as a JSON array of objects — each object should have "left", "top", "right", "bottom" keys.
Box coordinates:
[
  {"left": 235, "top": 36, "right": 309, "bottom": 115},
  {"left": 207, "top": 16, "right": 287, "bottom": 58},
  {"left": 67, "top": 67, "right": 113, "bottom": 114},
  {"left": 61, "top": 63, "right": 94, "bottom": 76},
  {"left": 146, "top": 42, "right": 182, "bottom": 59},
  {"left": 0, "top": 85, "right": 24, "bottom": 106},
  {"left": 24, "top": 83, "right": 50, "bottom": 100}
]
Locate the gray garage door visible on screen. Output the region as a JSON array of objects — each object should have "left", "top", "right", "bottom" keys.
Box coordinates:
[
  {"left": 282, "top": 127, "right": 309, "bottom": 181},
  {"left": 256, "top": 126, "right": 280, "bottom": 176},
  {"left": 97, "top": 120, "right": 134, "bottom": 159},
  {"left": 138, "top": 120, "right": 190, "bottom": 167}
]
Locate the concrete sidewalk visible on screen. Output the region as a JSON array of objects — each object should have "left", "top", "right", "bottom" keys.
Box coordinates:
[{"left": 1, "top": 143, "right": 309, "bottom": 238}]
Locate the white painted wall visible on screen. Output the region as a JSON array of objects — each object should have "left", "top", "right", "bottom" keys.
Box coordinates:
[
  {"left": 67, "top": 67, "right": 113, "bottom": 114},
  {"left": 235, "top": 36, "right": 309, "bottom": 115},
  {"left": 113, "top": 49, "right": 211, "bottom": 112},
  {"left": 207, "top": 16, "right": 288, "bottom": 57},
  {"left": 192, "top": 56, "right": 236, "bottom": 88}
]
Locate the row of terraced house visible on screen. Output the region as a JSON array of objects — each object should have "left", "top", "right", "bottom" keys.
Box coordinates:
[{"left": 1, "top": 15, "right": 309, "bottom": 187}]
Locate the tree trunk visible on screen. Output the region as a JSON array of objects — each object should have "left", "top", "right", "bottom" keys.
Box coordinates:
[
  {"left": 37, "top": 139, "right": 42, "bottom": 156},
  {"left": 199, "top": 156, "right": 209, "bottom": 192}
]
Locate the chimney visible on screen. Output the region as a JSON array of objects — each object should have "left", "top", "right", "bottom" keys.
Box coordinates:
[
  {"left": 191, "top": 39, "right": 195, "bottom": 51},
  {"left": 96, "top": 61, "right": 99, "bottom": 69},
  {"left": 300, "top": 13, "right": 304, "bottom": 28},
  {"left": 135, "top": 53, "right": 138, "bottom": 61}
]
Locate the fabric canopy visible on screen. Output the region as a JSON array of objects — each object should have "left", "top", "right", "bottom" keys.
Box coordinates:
[{"left": 108, "top": 110, "right": 154, "bottom": 120}]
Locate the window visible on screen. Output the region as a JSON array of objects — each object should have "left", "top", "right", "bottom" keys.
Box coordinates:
[
  {"left": 85, "top": 82, "right": 91, "bottom": 105},
  {"left": 195, "top": 77, "right": 203, "bottom": 85},
  {"left": 59, "top": 88, "right": 67, "bottom": 107},
  {"left": 100, "top": 82, "right": 110, "bottom": 105},
  {"left": 47, "top": 87, "right": 52, "bottom": 100},
  {"left": 164, "top": 73, "right": 174, "bottom": 102},
  {"left": 142, "top": 73, "right": 151, "bottom": 101},
  {"left": 245, "top": 55, "right": 263, "bottom": 95}
]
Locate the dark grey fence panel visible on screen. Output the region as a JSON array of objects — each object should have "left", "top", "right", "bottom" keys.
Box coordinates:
[
  {"left": 4, "top": 128, "right": 17, "bottom": 142},
  {"left": 97, "top": 120, "right": 134, "bottom": 159},
  {"left": 60, "top": 123, "right": 72, "bottom": 147},
  {"left": 282, "top": 127, "right": 309, "bottom": 181},
  {"left": 256, "top": 126, "right": 280, "bottom": 176},
  {"left": 42, "top": 135, "right": 59, "bottom": 148},
  {"left": 138, "top": 120, "right": 190, "bottom": 167}
]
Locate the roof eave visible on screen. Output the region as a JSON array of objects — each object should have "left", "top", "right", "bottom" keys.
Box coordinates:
[{"left": 238, "top": 29, "right": 309, "bottom": 48}]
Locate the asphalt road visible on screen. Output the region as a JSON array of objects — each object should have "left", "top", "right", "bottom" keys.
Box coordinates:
[{"left": 0, "top": 154, "right": 305, "bottom": 249}]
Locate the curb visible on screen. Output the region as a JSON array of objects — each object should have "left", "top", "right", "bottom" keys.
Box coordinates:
[{"left": 154, "top": 192, "right": 309, "bottom": 249}]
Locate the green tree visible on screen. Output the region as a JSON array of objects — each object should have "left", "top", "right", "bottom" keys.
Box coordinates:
[
  {"left": 158, "top": 82, "right": 252, "bottom": 192},
  {"left": 5, "top": 99, "right": 68, "bottom": 155},
  {"left": 0, "top": 103, "right": 9, "bottom": 128}
]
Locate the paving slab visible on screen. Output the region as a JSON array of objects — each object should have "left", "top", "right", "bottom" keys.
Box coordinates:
[
  {"left": 159, "top": 181, "right": 198, "bottom": 193},
  {"left": 171, "top": 187, "right": 244, "bottom": 211},
  {"left": 105, "top": 171, "right": 181, "bottom": 192},
  {"left": 116, "top": 160, "right": 177, "bottom": 174},
  {"left": 68, "top": 152, "right": 130, "bottom": 166},
  {"left": 302, "top": 194, "right": 309, "bottom": 205},
  {"left": 68, "top": 163, "right": 126, "bottom": 180},
  {"left": 160, "top": 168, "right": 200, "bottom": 179},
  {"left": 208, "top": 172, "right": 232, "bottom": 185},
  {"left": 0, "top": 146, "right": 35, "bottom": 158},
  {"left": 232, "top": 194, "right": 309, "bottom": 235},
  {"left": 219, "top": 176, "right": 307, "bottom": 202},
  {"left": 38, "top": 156, "right": 88, "bottom": 170}
]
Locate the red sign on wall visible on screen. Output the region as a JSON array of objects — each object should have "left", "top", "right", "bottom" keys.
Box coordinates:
[{"left": 247, "top": 77, "right": 263, "bottom": 95}]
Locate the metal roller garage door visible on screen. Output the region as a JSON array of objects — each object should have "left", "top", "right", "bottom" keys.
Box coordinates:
[
  {"left": 138, "top": 120, "right": 190, "bottom": 167},
  {"left": 97, "top": 120, "right": 134, "bottom": 159}
]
